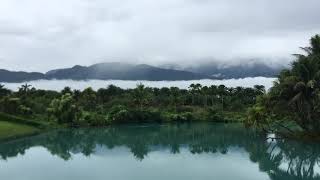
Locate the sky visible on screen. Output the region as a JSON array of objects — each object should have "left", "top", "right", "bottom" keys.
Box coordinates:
[{"left": 0, "top": 0, "right": 319, "bottom": 72}]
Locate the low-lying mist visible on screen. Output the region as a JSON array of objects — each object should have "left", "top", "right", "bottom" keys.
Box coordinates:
[{"left": 2, "top": 77, "right": 276, "bottom": 91}]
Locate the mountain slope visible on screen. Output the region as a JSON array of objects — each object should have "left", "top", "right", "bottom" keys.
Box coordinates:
[
  {"left": 45, "top": 63, "right": 210, "bottom": 81},
  {"left": 0, "top": 69, "right": 45, "bottom": 83},
  {"left": 0, "top": 62, "right": 284, "bottom": 83},
  {"left": 161, "top": 62, "right": 284, "bottom": 79}
]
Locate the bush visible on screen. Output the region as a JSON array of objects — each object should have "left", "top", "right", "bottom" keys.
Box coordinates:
[
  {"left": 78, "top": 112, "right": 108, "bottom": 126},
  {"left": 47, "top": 94, "right": 80, "bottom": 124},
  {"left": 0, "top": 97, "right": 22, "bottom": 114},
  {"left": 163, "top": 112, "right": 194, "bottom": 122},
  {"left": 176, "top": 106, "right": 194, "bottom": 113},
  {"left": 107, "top": 106, "right": 163, "bottom": 123},
  {"left": 206, "top": 109, "right": 226, "bottom": 122},
  {"left": 107, "top": 105, "right": 133, "bottom": 123},
  {"left": 18, "top": 105, "right": 33, "bottom": 115},
  {"left": 131, "top": 109, "right": 163, "bottom": 123}
]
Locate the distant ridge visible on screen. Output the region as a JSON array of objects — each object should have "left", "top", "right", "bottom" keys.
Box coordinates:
[
  {"left": 45, "top": 63, "right": 209, "bottom": 81},
  {"left": 0, "top": 63, "right": 209, "bottom": 82},
  {"left": 161, "top": 62, "right": 284, "bottom": 79},
  {"left": 0, "top": 62, "right": 282, "bottom": 83},
  {"left": 0, "top": 69, "right": 45, "bottom": 83}
]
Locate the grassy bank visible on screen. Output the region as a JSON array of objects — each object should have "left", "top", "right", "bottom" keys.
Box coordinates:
[
  {"left": 0, "top": 112, "right": 58, "bottom": 142},
  {"left": 0, "top": 121, "right": 40, "bottom": 141},
  {"left": 0, "top": 112, "right": 50, "bottom": 129}
]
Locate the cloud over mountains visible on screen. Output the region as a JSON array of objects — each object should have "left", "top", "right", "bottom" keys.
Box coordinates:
[{"left": 0, "top": 0, "right": 319, "bottom": 71}]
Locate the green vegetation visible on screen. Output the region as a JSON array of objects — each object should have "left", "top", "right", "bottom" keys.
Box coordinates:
[
  {"left": 246, "top": 34, "right": 320, "bottom": 138},
  {"left": 0, "top": 121, "right": 39, "bottom": 141},
  {"left": 0, "top": 80, "right": 264, "bottom": 128},
  {"left": 0, "top": 112, "right": 52, "bottom": 141}
]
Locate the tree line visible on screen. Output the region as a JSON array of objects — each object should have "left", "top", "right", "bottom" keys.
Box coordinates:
[{"left": 0, "top": 81, "right": 264, "bottom": 126}]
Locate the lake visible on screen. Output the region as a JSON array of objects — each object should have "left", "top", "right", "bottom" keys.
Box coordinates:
[
  {"left": 2, "top": 77, "right": 276, "bottom": 91},
  {"left": 0, "top": 123, "right": 319, "bottom": 180}
]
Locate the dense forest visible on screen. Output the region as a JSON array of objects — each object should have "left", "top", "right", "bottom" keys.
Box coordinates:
[{"left": 0, "top": 81, "right": 264, "bottom": 127}]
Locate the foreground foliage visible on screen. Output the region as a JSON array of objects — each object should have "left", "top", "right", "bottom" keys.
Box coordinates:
[
  {"left": 0, "top": 121, "right": 39, "bottom": 141},
  {"left": 247, "top": 34, "right": 320, "bottom": 136}
]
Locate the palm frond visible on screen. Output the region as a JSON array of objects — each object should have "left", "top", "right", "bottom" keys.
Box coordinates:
[
  {"left": 292, "top": 54, "right": 306, "bottom": 58},
  {"left": 300, "top": 47, "right": 313, "bottom": 55}
]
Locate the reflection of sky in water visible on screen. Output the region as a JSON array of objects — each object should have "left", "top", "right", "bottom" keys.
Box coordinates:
[
  {"left": 2, "top": 77, "right": 276, "bottom": 91},
  {"left": 0, "top": 146, "right": 268, "bottom": 180}
]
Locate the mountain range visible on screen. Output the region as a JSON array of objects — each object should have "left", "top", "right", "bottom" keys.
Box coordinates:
[
  {"left": 161, "top": 62, "right": 285, "bottom": 79},
  {"left": 0, "top": 62, "right": 283, "bottom": 83}
]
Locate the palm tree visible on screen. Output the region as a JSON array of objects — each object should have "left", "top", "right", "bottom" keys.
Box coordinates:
[
  {"left": 0, "top": 84, "right": 11, "bottom": 97},
  {"left": 169, "top": 87, "right": 180, "bottom": 112},
  {"left": 286, "top": 36, "right": 320, "bottom": 132},
  {"left": 209, "top": 85, "right": 218, "bottom": 107},
  {"left": 133, "top": 83, "right": 150, "bottom": 110},
  {"left": 264, "top": 34, "right": 320, "bottom": 133},
  {"left": 20, "top": 83, "right": 32, "bottom": 93},
  {"left": 254, "top": 85, "right": 266, "bottom": 95},
  {"left": 201, "top": 86, "right": 209, "bottom": 107},
  {"left": 217, "top": 85, "right": 226, "bottom": 111},
  {"left": 189, "top": 83, "right": 202, "bottom": 105}
]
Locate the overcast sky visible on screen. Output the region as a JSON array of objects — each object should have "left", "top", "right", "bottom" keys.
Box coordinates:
[{"left": 0, "top": 0, "right": 319, "bottom": 72}]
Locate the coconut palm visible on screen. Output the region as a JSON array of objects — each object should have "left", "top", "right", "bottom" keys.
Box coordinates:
[
  {"left": 0, "top": 84, "right": 10, "bottom": 97},
  {"left": 133, "top": 83, "right": 151, "bottom": 110},
  {"left": 19, "top": 83, "right": 32, "bottom": 94},
  {"left": 217, "top": 85, "right": 227, "bottom": 111},
  {"left": 262, "top": 34, "right": 320, "bottom": 133},
  {"left": 209, "top": 85, "right": 218, "bottom": 107},
  {"left": 169, "top": 87, "right": 180, "bottom": 112},
  {"left": 201, "top": 86, "right": 210, "bottom": 107},
  {"left": 189, "top": 83, "right": 202, "bottom": 105}
]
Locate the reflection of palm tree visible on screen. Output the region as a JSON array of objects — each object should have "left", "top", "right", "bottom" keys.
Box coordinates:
[
  {"left": 129, "top": 140, "right": 149, "bottom": 161},
  {"left": 170, "top": 143, "right": 180, "bottom": 154}
]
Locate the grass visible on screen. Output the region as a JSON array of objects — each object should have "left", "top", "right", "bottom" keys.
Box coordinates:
[
  {"left": 0, "top": 112, "right": 54, "bottom": 129},
  {"left": 0, "top": 121, "right": 40, "bottom": 141},
  {"left": 0, "top": 112, "right": 57, "bottom": 142}
]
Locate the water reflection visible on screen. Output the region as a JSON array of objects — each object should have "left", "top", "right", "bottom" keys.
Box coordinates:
[{"left": 0, "top": 123, "right": 320, "bottom": 180}]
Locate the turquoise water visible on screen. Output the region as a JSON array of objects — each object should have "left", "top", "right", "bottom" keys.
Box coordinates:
[{"left": 0, "top": 123, "right": 319, "bottom": 180}]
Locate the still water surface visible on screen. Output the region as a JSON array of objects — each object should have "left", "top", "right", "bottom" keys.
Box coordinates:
[{"left": 0, "top": 123, "right": 319, "bottom": 180}]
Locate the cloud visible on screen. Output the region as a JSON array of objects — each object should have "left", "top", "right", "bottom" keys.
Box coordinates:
[{"left": 0, "top": 0, "right": 319, "bottom": 72}]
